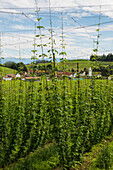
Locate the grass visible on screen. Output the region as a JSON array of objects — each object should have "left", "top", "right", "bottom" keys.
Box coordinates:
[
  {"left": 0, "top": 66, "right": 17, "bottom": 76},
  {"left": 26, "top": 60, "right": 113, "bottom": 73},
  {"left": 3, "top": 60, "right": 113, "bottom": 74},
  {"left": 76, "top": 133, "right": 113, "bottom": 170},
  {"left": 89, "top": 141, "right": 113, "bottom": 170},
  {"left": 4, "top": 133, "right": 113, "bottom": 170},
  {"left": 56, "top": 60, "right": 113, "bottom": 72},
  {"left": 3, "top": 143, "right": 59, "bottom": 170}
]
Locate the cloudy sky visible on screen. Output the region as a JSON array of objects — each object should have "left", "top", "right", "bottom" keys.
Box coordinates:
[{"left": 0, "top": 0, "right": 113, "bottom": 62}]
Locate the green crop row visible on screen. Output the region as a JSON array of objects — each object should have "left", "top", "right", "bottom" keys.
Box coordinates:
[{"left": 0, "top": 78, "right": 113, "bottom": 169}]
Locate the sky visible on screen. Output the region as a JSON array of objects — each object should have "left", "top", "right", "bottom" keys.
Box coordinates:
[{"left": 0, "top": 0, "right": 113, "bottom": 63}]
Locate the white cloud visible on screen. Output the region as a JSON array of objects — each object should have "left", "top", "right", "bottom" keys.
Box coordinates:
[
  {"left": 1, "top": 0, "right": 113, "bottom": 59},
  {"left": 103, "top": 37, "right": 113, "bottom": 41},
  {"left": 101, "top": 24, "right": 113, "bottom": 31}
]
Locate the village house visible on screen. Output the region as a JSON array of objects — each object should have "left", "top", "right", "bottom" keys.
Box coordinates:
[
  {"left": 94, "top": 72, "right": 102, "bottom": 78},
  {"left": 35, "top": 70, "right": 45, "bottom": 76},
  {"left": 24, "top": 73, "right": 31, "bottom": 77},
  {"left": 15, "top": 73, "right": 21, "bottom": 78},
  {"left": 3, "top": 73, "right": 26, "bottom": 81},
  {"left": 56, "top": 72, "right": 72, "bottom": 78},
  {"left": 25, "top": 77, "right": 40, "bottom": 81},
  {"left": 3, "top": 74, "right": 15, "bottom": 81},
  {"left": 108, "top": 75, "right": 113, "bottom": 80},
  {"left": 88, "top": 67, "right": 92, "bottom": 76},
  {"left": 27, "top": 69, "right": 33, "bottom": 74},
  {"left": 80, "top": 70, "right": 86, "bottom": 77}
]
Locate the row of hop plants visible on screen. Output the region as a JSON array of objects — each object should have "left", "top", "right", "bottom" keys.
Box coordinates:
[
  {"left": 1, "top": 8, "right": 113, "bottom": 169},
  {"left": 0, "top": 77, "right": 113, "bottom": 169}
]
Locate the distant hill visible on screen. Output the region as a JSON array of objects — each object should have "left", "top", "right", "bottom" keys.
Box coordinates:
[
  {"left": 1, "top": 57, "right": 55, "bottom": 65},
  {"left": 57, "top": 60, "right": 113, "bottom": 71},
  {"left": 1, "top": 57, "right": 61, "bottom": 65},
  {"left": 1, "top": 58, "right": 32, "bottom": 65},
  {"left": 0, "top": 66, "right": 17, "bottom": 76}
]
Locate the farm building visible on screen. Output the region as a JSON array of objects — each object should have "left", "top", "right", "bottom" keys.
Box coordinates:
[
  {"left": 3, "top": 74, "right": 15, "bottom": 81},
  {"left": 25, "top": 77, "right": 40, "bottom": 81}
]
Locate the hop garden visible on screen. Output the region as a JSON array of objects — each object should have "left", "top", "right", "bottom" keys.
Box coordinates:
[
  {"left": 1, "top": 2, "right": 113, "bottom": 169},
  {"left": 0, "top": 78, "right": 113, "bottom": 169}
]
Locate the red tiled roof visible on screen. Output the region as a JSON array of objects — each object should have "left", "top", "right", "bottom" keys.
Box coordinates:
[
  {"left": 57, "top": 72, "right": 72, "bottom": 76},
  {"left": 4, "top": 74, "right": 15, "bottom": 78},
  {"left": 25, "top": 77, "right": 40, "bottom": 80},
  {"left": 35, "top": 70, "right": 45, "bottom": 73},
  {"left": 27, "top": 69, "right": 33, "bottom": 73}
]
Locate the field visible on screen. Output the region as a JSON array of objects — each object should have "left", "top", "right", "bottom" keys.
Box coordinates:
[
  {"left": 0, "top": 66, "right": 17, "bottom": 76},
  {"left": 1, "top": 60, "right": 113, "bottom": 169},
  {"left": 57, "top": 60, "right": 113, "bottom": 71},
  {"left": 1, "top": 1, "right": 113, "bottom": 169},
  {"left": 27, "top": 60, "right": 113, "bottom": 72},
  {"left": 0, "top": 77, "right": 113, "bottom": 169},
  {"left": 2, "top": 60, "right": 113, "bottom": 74}
]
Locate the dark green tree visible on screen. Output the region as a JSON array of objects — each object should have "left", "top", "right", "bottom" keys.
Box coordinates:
[{"left": 4, "top": 61, "right": 18, "bottom": 70}]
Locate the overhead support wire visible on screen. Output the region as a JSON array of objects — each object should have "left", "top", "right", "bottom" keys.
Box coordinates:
[
  {"left": 0, "top": 32, "right": 2, "bottom": 64},
  {"left": 1, "top": 4, "right": 113, "bottom": 9},
  {"left": 22, "top": 12, "right": 37, "bottom": 59},
  {"left": 71, "top": 17, "right": 94, "bottom": 39},
  {"left": 95, "top": 5, "right": 101, "bottom": 55},
  {"left": 3, "top": 40, "right": 33, "bottom": 47},
  {"left": 1, "top": 9, "right": 113, "bottom": 14},
  {"left": 35, "top": 0, "right": 44, "bottom": 58}
]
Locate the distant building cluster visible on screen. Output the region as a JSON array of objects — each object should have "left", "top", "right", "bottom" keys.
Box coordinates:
[
  {"left": 1, "top": 72, "right": 40, "bottom": 81},
  {"left": 1, "top": 67, "right": 113, "bottom": 81}
]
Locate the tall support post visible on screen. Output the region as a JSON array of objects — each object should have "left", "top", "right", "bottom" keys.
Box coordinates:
[
  {"left": 49, "top": 0, "right": 55, "bottom": 77},
  {"left": 53, "top": 52, "right": 55, "bottom": 77},
  {"left": 22, "top": 12, "right": 37, "bottom": 74},
  {"left": 61, "top": 13, "right": 65, "bottom": 72},
  {"left": 0, "top": 32, "right": 1, "bottom": 65},
  {"left": 77, "top": 62, "right": 80, "bottom": 91},
  {"left": 33, "top": 22, "right": 37, "bottom": 74}
]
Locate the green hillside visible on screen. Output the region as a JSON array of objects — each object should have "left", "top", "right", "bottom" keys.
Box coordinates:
[
  {"left": 0, "top": 66, "right": 17, "bottom": 76},
  {"left": 57, "top": 60, "right": 113, "bottom": 71}
]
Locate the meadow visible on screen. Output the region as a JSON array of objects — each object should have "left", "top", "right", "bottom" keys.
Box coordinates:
[
  {"left": 0, "top": 66, "right": 17, "bottom": 76},
  {"left": 1, "top": 59, "right": 113, "bottom": 75},
  {"left": 57, "top": 60, "right": 113, "bottom": 71},
  {"left": 29, "top": 60, "right": 113, "bottom": 72}
]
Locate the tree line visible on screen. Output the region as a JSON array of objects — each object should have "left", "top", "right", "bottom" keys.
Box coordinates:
[
  {"left": 90, "top": 53, "right": 113, "bottom": 61},
  {"left": 93, "top": 65, "right": 113, "bottom": 76},
  {"left": 3, "top": 61, "right": 27, "bottom": 72}
]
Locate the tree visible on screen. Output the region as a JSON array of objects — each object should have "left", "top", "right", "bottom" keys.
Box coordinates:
[
  {"left": 106, "top": 53, "right": 113, "bottom": 61},
  {"left": 46, "top": 64, "right": 52, "bottom": 70},
  {"left": 90, "top": 53, "right": 113, "bottom": 61},
  {"left": 4, "top": 61, "right": 18, "bottom": 70},
  {"left": 71, "top": 68, "right": 75, "bottom": 73},
  {"left": 17, "top": 62, "right": 27, "bottom": 72}
]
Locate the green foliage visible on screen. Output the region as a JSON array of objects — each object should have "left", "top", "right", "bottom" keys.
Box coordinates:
[
  {"left": 37, "top": 26, "right": 45, "bottom": 29},
  {"left": 95, "top": 145, "right": 112, "bottom": 169},
  {"left": 16, "top": 62, "right": 27, "bottom": 72},
  {"left": 90, "top": 53, "right": 113, "bottom": 61},
  {"left": 5, "top": 143, "right": 59, "bottom": 170},
  {"left": 1, "top": 79, "right": 113, "bottom": 169},
  {"left": 3, "top": 61, "right": 27, "bottom": 72},
  {"left": 93, "top": 49, "right": 98, "bottom": 52},
  {"left": 37, "top": 17, "right": 42, "bottom": 21},
  {"left": 59, "top": 52, "right": 67, "bottom": 56},
  {"left": 4, "top": 61, "right": 18, "bottom": 70},
  {"left": 0, "top": 66, "right": 17, "bottom": 76}
]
